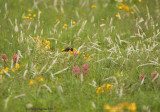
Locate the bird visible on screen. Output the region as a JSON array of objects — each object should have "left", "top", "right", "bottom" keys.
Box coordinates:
[{"left": 62, "top": 47, "right": 73, "bottom": 52}]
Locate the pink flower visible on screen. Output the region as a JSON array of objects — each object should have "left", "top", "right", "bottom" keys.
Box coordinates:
[
  {"left": 140, "top": 74, "right": 145, "bottom": 81},
  {"left": 1, "top": 54, "right": 8, "bottom": 63},
  {"left": 74, "top": 52, "right": 78, "bottom": 55},
  {"left": 12, "top": 54, "right": 20, "bottom": 63},
  {"left": 151, "top": 71, "right": 158, "bottom": 78},
  {"left": 72, "top": 66, "right": 80, "bottom": 75},
  {"left": 82, "top": 64, "right": 89, "bottom": 75},
  {"left": 83, "top": 64, "right": 88, "bottom": 70}
]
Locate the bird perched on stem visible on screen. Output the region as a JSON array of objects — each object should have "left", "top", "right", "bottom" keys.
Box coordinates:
[{"left": 62, "top": 47, "right": 73, "bottom": 52}]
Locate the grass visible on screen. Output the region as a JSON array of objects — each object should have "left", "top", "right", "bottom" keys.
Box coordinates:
[{"left": 0, "top": 0, "right": 160, "bottom": 112}]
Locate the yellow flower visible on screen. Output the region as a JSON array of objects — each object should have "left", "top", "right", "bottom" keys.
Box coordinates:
[
  {"left": 56, "top": 19, "right": 60, "bottom": 22},
  {"left": 101, "top": 19, "right": 104, "bottom": 21},
  {"left": 38, "top": 77, "right": 43, "bottom": 82},
  {"left": 0, "top": 70, "right": 3, "bottom": 75},
  {"left": 5, "top": 67, "right": 9, "bottom": 72},
  {"left": 104, "top": 105, "right": 111, "bottom": 110},
  {"left": 23, "top": 16, "right": 29, "bottom": 19},
  {"left": 77, "top": 52, "right": 80, "bottom": 54},
  {"left": 64, "top": 24, "right": 67, "bottom": 27},
  {"left": 88, "top": 56, "right": 91, "bottom": 60},
  {"left": 72, "top": 21, "right": 76, "bottom": 25},
  {"left": 46, "top": 40, "right": 50, "bottom": 45},
  {"left": 28, "top": 14, "right": 31, "bottom": 17},
  {"left": 138, "top": 0, "right": 142, "bottom": 2},
  {"left": 106, "top": 84, "right": 113, "bottom": 93},
  {"left": 114, "top": 106, "right": 122, "bottom": 111},
  {"left": 125, "top": 6, "right": 130, "bottom": 11},
  {"left": 118, "top": 6, "right": 122, "bottom": 10},
  {"left": 45, "top": 46, "right": 48, "bottom": 50},
  {"left": 29, "top": 80, "right": 34, "bottom": 85},
  {"left": 62, "top": 49, "right": 65, "bottom": 51},
  {"left": 41, "top": 49, "right": 44, "bottom": 52},
  {"left": 62, "top": 26, "right": 66, "bottom": 29},
  {"left": 39, "top": 11, "right": 42, "bottom": 14},
  {"left": 38, "top": 44, "right": 41, "bottom": 48},
  {"left": 130, "top": 11, "right": 134, "bottom": 14},
  {"left": 69, "top": 51, "right": 73, "bottom": 56},
  {"left": 29, "top": 18, "right": 32, "bottom": 20},
  {"left": 73, "top": 48, "right": 77, "bottom": 52},
  {"left": 33, "top": 14, "right": 36, "bottom": 18},
  {"left": 127, "top": 103, "right": 136, "bottom": 111},
  {"left": 91, "top": 5, "right": 96, "bottom": 8},
  {"left": 115, "top": 14, "right": 119, "bottom": 18},
  {"left": 16, "top": 64, "right": 20, "bottom": 69},
  {"left": 34, "top": 38, "right": 38, "bottom": 41},
  {"left": 28, "top": 9, "right": 31, "bottom": 12},
  {"left": 12, "top": 68, "right": 15, "bottom": 72}
]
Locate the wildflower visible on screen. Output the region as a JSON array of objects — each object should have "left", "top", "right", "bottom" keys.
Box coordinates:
[
  {"left": 91, "top": 5, "right": 96, "bottom": 8},
  {"left": 12, "top": 68, "right": 15, "bottom": 72},
  {"left": 69, "top": 51, "right": 73, "bottom": 56},
  {"left": 40, "top": 49, "right": 44, "bottom": 52},
  {"left": 118, "top": 6, "right": 122, "bottom": 10},
  {"left": 1, "top": 54, "right": 8, "bottom": 63},
  {"left": 125, "top": 6, "right": 129, "bottom": 11},
  {"left": 38, "top": 44, "right": 41, "bottom": 48},
  {"left": 62, "top": 49, "right": 65, "bottom": 51},
  {"left": 73, "top": 48, "right": 77, "bottom": 52},
  {"left": 28, "top": 9, "right": 31, "bottom": 12},
  {"left": 64, "top": 24, "right": 67, "bottom": 27},
  {"left": 16, "top": 64, "right": 20, "bottom": 69},
  {"left": 115, "top": 14, "right": 119, "bottom": 18},
  {"left": 74, "top": 52, "right": 78, "bottom": 55},
  {"left": 88, "top": 56, "right": 91, "bottom": 60},
  {"left": 38, "top": 77, "right": 43, "bottom": 82},
  {"left": 83, "top": 64, "right": 88, "bottom": 70},
  {"left": 12, "top": 54, "right": 20, "bottom": 63},
  {"left": 28, "top": 14, "right": 31, "bottom": 17},
  {"left": 140, "top": 74, "right": 145, "bottom": 81},
  {"left": 72, "top": 21, "right": 76, "bottom": 25},
  {"left": 29, "top": 80, "right": 34, "bottom": 85},
  {"left": 74, "top": 51, "right": 80, "bottom": 55},
  {"left": 39, "top": 11, "right": 42, "bottom": 14},
  {"left": 101, "top": 19, "right": 104, "bottom": 21},
  {"left": 5, "top": 67, "right": 9, "bottom": 72},
  {"left": 0, "top": 70, "right": 3, "bottom": 75},
  {"left": 127, "top": 103, "right": 136, "bottom": 111},
  {"left": 96, "top": 84, "right": 105, "bottom": 94},
  {"left": 29, "top": 18, "right": 32, "bottom": 20},
  {"left": 106, "top": 84, "right": 113, "bottom": 93},
  {"left": 104, "top": 104, "right": 111, "bottom": 110},
  {"left": 82, "top": 64, "right": 89, "bottom": 75},
  {"left": 33, "top": 14, "right": 36, "bottom": 18},
  {"left": 47, "top": 46, "right": 50, "bottom": 49},
  {"left": 45, "top": 40, "right": 50, "bottom": 45},
  {"left": 72, "top": 66, "right": 80, "bottom": 75},
  {"left": 23, "top": 16, "right": 29, "bottom": 19},
  {"left": 130, "top": 11, "right": 134, "bottom": 14},
  {"left": 138, "top": 0, "right": 142, "bottom": 2},
  {"left": 56, "top": 19, "right": 60, "bottom": 22},
  {"left": 34, "top": 38, "right": 38, "bottom": 41},
  {"left": 151, "top": 71, "right": 158, "bottom": 78}
]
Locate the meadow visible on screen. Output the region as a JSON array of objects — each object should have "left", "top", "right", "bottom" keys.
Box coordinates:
[{"left": 0, "top": 0, "right": 160, "bottom": 112}]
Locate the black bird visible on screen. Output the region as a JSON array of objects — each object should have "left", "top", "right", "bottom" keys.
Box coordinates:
[{"left": 62, "top": 47, "right": 73, "bottom": 52}]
